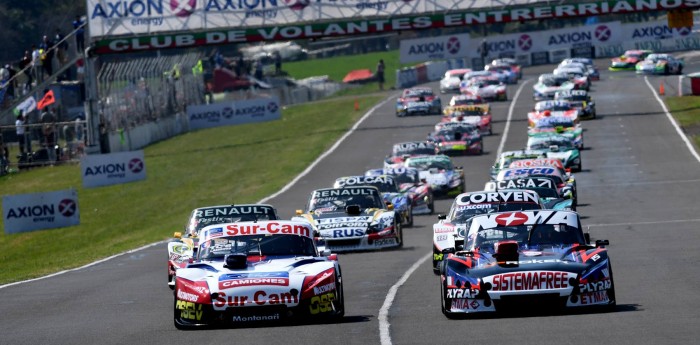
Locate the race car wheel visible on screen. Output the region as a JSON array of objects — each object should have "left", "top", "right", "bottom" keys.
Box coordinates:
[
  {"left": 396, "top": 221, "right": 404, "bottom": 248},
  {"left": 428, "top": 195, "right": 435, "bottom": 215},
  {"left": 677, "top": 66, "right": 683, "bottom": 75},
  {"left": 664, "top": 65, "right": 670, "bottom": 75},
  {"left": 174, "top": 298, "right": 204, "bottom": 330},
  {"left": 440, "top": 264, "right": 458, "bottom": 319},
  {"left": 168, "top": 273, "right": 175, "bottom": 290},
  {"left": 606, "top": 265, "right": 617, "bottom": 311},
  {"left": 432, "top": 246, "right": 441, "bottom": 275},
  {"left": 331, "top": 273, "right": 346, "bottom": 319},
  {"left": 407, "top": 206, "right": 414, "bottom": 227}
]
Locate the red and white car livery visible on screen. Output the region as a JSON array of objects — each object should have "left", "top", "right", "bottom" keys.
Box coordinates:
[
  {"left": 460, "top": 76, "right": 507, "bottom": 101},
  {"left": 440, "top": 68, "right": 472, "bottom": 93},
  {"left": 173, "top": 220, "right": 344, "bottom": 328},
  {"left": 396, "top": 87, "right": 442, "bottom": 116},
  {"left": 438, "top": 210, "right": 615, "bottom": 317}
]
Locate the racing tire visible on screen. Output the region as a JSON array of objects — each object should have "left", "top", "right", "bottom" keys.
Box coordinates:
[
  {"left": 428, "top": 195, "right": 435, "bottom": 215},
  {"left": 432, "top": 246, "right": 441, "bottom": 275},
  {"left": 606, "top": 265, "right": 617, "bottom": 312},
  {"left": 330, "top": 273, "right": 346, "bottom": 320},
  {"left": 677, "top": 66, "right": 683, "bottom": 75},
  {"left": 168, "top": 273, "right": 175, "bottom": 290},
  {"left": 488, "top": 127, "right": 493, "bottom": 136},
  {"left": 439, "top": 263, "right": 458, "bottom": 319},
  {"left": 664, "top": 65, "right": 670, "bottom": 75},
  {"left": 174, "top": 298, "right": 205, "bottom": 330},
  {"left": 407, "top": 206, "right": 414, "bottom": 227}
]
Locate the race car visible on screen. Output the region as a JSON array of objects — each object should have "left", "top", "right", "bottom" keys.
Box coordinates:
[
  {"left": 554, "top": 90, "right": 596, "bottom": 120},
  {"left": 528, "top": 116, "right": 584, "bottom": 149},
  {"left": 293, "top": 186, "right": 402, "bottom": 252},
  {"left": 167, "top": 204, "right": 279, "bottom": 289},
  {"left": 428, "top": 122, "right": 483, "bottom": 156},
  {"left": 438, "top": 210, "right": 615, "bottom": 317},
  {"left": 404, "top": 154, "right": 465, "bottom": 197},
  {"left": 635, "top": 53, "right": 684, "bottom": 75},
  {"left": 527, "top": 100, "right": 580, "bottom": 127},
  {"left": 485, "top": 64, "right": 518, "bottom": 84},
  {"left": 533, "top": 73, "right": 575, "bottom": 101},
  {"left": 552, "top": 67, "right": 590, "bottom": 91},
  {"left": 508, "top": 157, "right": 577, "bottom": 195},
  {"left": 460, "top": 76, "right": 507, "bottom": 101},
  {"left": 439, "top": 108, "right": 492, "bottom": 136},
  {"left": 440, "top": 68, "right": 472, "bottom": 93},
  {"left": 559, "top": 58, "right": 599, "bottom": 81},
  {"left": 444, "top": 94, "right": 491, "bottom": 113},
  {"left": 484, "top": 176, "right": 575, "bottom": 211},
  {"left": 490, "top": 150, "right": 545, "bottom": 179},
  {"left": 490, "top": 58, "right": 522, "bottom": 79},
  {"left": 432, "top": 190, "right": 544, "bottom": 272},
  {"left": 384, "top": 141, "right": 438, "bottom": 167},
  {"left": 333, "top": 175, "right": 413, "bottom": 227},
  {"left": 526, "top": 134, "right": 583, "bottom": 172},
  {"left": 173, "top": 220, "right": 344, "bottom": 328},
  {"left": 396, "top": 87, "right": 442, "bottom": 116},
  {"left": 365, "top": 167, "right": 435, "bottom": 215},
  {"left": 610, "top": 49, "right": 653, "bottom": 71},
  {"left": 495, "top": 162, "right": 577, "bottom": 209}
]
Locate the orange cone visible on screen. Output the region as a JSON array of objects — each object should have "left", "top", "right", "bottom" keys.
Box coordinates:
[
  {"left": 354, "top": 99, "right": 360, "bottom": 111},
  {"left": 660, "top": 82, "right": 665, "bottom": 96}
]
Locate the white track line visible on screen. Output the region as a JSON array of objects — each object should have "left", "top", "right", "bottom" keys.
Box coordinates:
[
  {"left": 495, "top": 79, "right": 532, "bottom": 158},
  {"left": 259, "top": 95, "right": 395, "bottom": 203},
  {"left": 0, "top": 93, "right": 396, "bottom": 290},
  {"left": 644, "top": 76, "right": 700, "bottom": 164},
  {"left": 379, "top": 253, "right": 431, "bottom": 345},
  {"left": 0, "top": 242, "right": 163, "bottom": 290},
  {"left": 587, "top": 218, "right": 700, "bottom": 227}
]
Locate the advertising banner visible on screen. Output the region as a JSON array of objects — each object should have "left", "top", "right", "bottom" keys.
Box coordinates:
[
  {"left": 3, "top": 189, "right": 80, "bottom": 234},
  {"left": 400, "top": 33, "right": 471, "bottom": 64},
  {"left": 187, "top": 96, "right": 281, "bottom": 130},
  {"left": 91, "top": 0, "right": 700, "bottom": 54},
  {"left": 81, "top": 150, "right": 147, "bottom": 188}
]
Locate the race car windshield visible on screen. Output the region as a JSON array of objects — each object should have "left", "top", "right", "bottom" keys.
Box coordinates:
[
  {"left": 392, "top": 172, "right": 418, "bottom": 184},
  {"left": 466, "top": 224, "right": 584, "bottom": 251},
  {"left": 451, "top": 108, "right": 484, "bottom": 115},
  {"left": 476, "top": 79, "right": 500, "bottom": 87},
  {"left": 535, "top": 118, "right": 575, "bottom": 128},
  {"left": 394, "top": 145, "right": 436, "bottom": 156},
  {"left": 405, "top": 89, "right": 432, "bottom": 97},
  {"left": 407, "top": 159, "right": 453, "bottom": 171},
  {"left": 528, "top": 140, "right": 574, "bottom": 151},
  {"left": 190, "top": 212, "right": 276, "bottom": 233},
  {"left": 308, "top": 193, "right": 384, "bottom": 211},
  {"left": 365, "top": 181, "right": 398, "bottom": 193},
  {"left": 198, "top": 234, "right": 317, "bottom": 259},
  {"left": 450, "top": 203, "right": 541, "bottom": 223},
  {"left": 558, "top": 94, "right": 587, "bottom": 102},
  {"left": 453, "top": 99, "right": 483, "bottom": 106},
  {"left": 525, "top": 187, "right": 560, "bottom": 199}
]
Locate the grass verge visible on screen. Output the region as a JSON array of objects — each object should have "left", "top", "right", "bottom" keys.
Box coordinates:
[
  {"left": 665, "top": 95, "right": 700, "bottom": 148},
  {"left": 0, "top": 95, "right": 384, "bottom": 285}
]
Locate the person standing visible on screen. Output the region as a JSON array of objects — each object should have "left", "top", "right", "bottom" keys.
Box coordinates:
[
  {"left": 73, "top": 15, "right": 86, "bottom": 54},
  {"left": 479, "top": 39, "right": 489, "bottom": 69},
  {"left": 39, "top": 35, "right": 55, "bottom": 78},
  {"left": 274, "top": 52, "right": 282, "bottom": 75},
  {"left": 254, "top": 59, "right": 263, "bottom": 80},
  {"left": 16, "top": 112, "right": 29, "bottom": 154},
  {"left": 376, "top": 59, "right": 385, "bottom": 90},
  {"left": 19, "top": 50, "right": 33, "bottom": 92},
  {"left": 40, "top": 107, "right": 57, "bottom": 163}
]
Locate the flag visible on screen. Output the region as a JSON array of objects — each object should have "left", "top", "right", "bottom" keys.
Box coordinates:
[
  {"left": 15, "top": 96, "right": 37, "bottom": 115},
  {"left": 37, "top": 90, "right": 55, "bottom": 110}
]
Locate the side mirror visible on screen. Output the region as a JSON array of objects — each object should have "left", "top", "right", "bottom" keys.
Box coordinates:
[
  {"left": 441, "top": 247, "right": 455, "bottom": 254},
  {"left": 438, "top": 214, "right": 447, "bottom": 220},
  {"left": 295, "top": 209, "right": 303, "bottom": 215},
  {"left": 386, "top": 203, "right": 394, "bottom": 211},
  {"left": 320, "top": 249, "right": 332, "bottom": 257},
  {"left": 174, "top": 232, "right": 182, "bottom": 239},
  {"left": 563, "top": 190, "right": 573, "bottom": 199},
  {"left": 595, "top": 239, "right": 610, "bottom": 247}
]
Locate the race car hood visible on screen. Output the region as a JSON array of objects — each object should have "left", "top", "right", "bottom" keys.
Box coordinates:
[
  {"left": 445, "top": 244, "right": 611, "bottom": 296},
  {"left": 178, "top": 256, "right": 336, "bottom": 310},
  {"left": 419, "top": 169, "right": 450, "bottom": 187}
]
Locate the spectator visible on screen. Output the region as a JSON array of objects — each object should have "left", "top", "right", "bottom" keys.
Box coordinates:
[
  {"left": 32, "top": 44, "right": 43, "bottom": 83},
  {"left": 16, "top": 111, "right": 29, "bottom": 154},
  {"left": 5, "top": 64, "right": 17, "bottom": 100},
  {"left": 376, "top": 59, "right": 385, "bottom": 90},
  {"left": 40, "top": 106, "right": 57, "bottom": 163},
  {"left": 479, "top": 38, "right": 489, "bottom": 68},
  {"left": 236, "top": 55, "right": 245, "bottom": 76},
  {"left": 274, "top": 51, "right": 282, "bottom": 75},
  {"left": 19, "top": 50, "right": 33, "bottom": 92},
  {"left": 254, "top": 59, "right": 263, "bottom": 80},
  {"left": 39, "top": 35, "right": 55, "bottom": 78},
  {"left": 73, "top": 15, "right": 86, "bottom": 54},
  {"left": 55, "top": 29, "right": 69, "bottom": 68}
]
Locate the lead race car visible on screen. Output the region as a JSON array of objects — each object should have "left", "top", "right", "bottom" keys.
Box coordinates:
[
  {"left": 173, "top": 220, "right": 344, "bottom": 328},
  {"left": 438, "top": 210, "right": 615, "bottom": 317},
  {"left": 432, "top": 190, "right": 544, "bottom": 273},
  {"left": 167, "top": 204, "right": 279, "bottom": 289},
  {"left": 293, "top": 186, "right": 402, "bottom": 252}
]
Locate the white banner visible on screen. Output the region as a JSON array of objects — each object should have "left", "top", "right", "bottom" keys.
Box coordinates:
[
  {"left": 400, "top": 33, "right": 471, "bottom": 64},
  {"left": 619, "top": 19, "right": 694, "bottom": 41},
  {"left": 15, "top": 96, "right": 37, "bottom": 116},
  {"left": 187, "top": 96, "right": 281, "bottom": 130},
  {"left": 3, "top": 189, "right": 80, "bottom": 234},
  {"left": 81, "top": 150, "right": 147, "bottom": 188}
]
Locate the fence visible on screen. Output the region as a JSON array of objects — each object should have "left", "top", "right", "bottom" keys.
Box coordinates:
[{"left": 0, "top": 121, "right": 87, "bottom": 174}]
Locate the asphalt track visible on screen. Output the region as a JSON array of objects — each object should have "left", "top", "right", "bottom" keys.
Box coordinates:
[{"left": 2, "top": 59, "right": 700, "bottom": 345}]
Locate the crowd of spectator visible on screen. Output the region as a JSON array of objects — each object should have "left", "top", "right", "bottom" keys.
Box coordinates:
[{"left": 0, "top": 15, "right": 86, "bottom": 109}]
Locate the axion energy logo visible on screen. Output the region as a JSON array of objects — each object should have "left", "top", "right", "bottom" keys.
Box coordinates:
[
  {"left": 595, "top": 25, "right": 612, "bottom": 42},
  {"left": 399, "top": 33, "right": 470, "bottom": 64},
  {"left": 518, "top": 34, "right": 533, "bottom": 51},
  {"left": 171, "top": 0, "right": 197, "bottom": 17},
  {"left": 284, "top": 0, "right": 310, "bottom": 11},
  {"left": 81, "top": 150, "right": 147, "bottom": 188},
  {"left": 3, "top": 189, "right": 81, "bottom": 234},
  {"left": 446, "top": 37, "right": 461, "bottom": 54}
]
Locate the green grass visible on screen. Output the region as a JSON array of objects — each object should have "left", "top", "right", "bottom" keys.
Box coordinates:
[
  {"left": 665, "top": 95, "right": 700, "bottom": 149},
  {"left": 0, "top": 96, "right": 383, "bottom": 284},
  {"left": 283, "top": 50, "right": 413, "bottom": 95}
]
